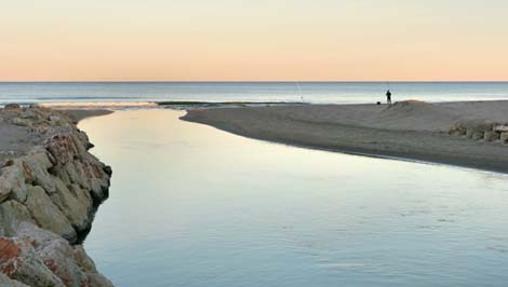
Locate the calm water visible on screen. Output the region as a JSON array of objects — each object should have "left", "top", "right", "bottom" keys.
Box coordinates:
[
  {"left": 80, "top": 109, "right": 508, "bottom": 287},
  {"left": 1, "top": 82, "right": 508, "bottom": 105}
]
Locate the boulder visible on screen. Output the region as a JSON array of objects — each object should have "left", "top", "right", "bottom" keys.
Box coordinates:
[
  {"left": 501, "top": 132, "right": 508, "bottom": 144},
  {"left": 4, "top": 103, "right": 21, "bottom": 110},
  {"left": 448, "top": 122, "right": 467, "bottom": 136},
  {"left": 50, "top": 180, "right": 93, "bottom": 233},
  {"left": 13, "top": 223, "right": 114, "bottom": 287},
  {"left": 11, "top": 117, "right": 32, "bottom": 127},
  {"left": 22, "top": 150, "right": 57, "bottom": 194},
  {"left": 0, "top": 272, "right": 29, "bottom": 286},
  {"left": 0, "top": 200, "right": 34, "bottom": 237},
  {"left": 484, "top": 131, "right": 500, "bottom": 142},
  {"left": 0, "top": 161, "right": 29, "bottom": 203},
  {"left": 0, "top": 236, "right": 65, "bottom": 287},
  {"left": 25, "top": 185, "right": 77, "bottom": 242}
]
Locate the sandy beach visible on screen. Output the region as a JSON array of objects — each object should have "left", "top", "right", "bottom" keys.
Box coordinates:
[{"left": 182, "top": 100, "right": 508, "bottom": 174}]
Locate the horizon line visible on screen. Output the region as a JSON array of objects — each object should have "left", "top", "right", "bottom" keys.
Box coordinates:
[{"left": 1, "top": 80, "right": 508, "bottom": 84}]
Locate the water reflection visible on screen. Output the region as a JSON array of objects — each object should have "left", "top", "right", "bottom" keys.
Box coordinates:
[{"left": 80, "top": 109, "right": 508, "bottom": 287}]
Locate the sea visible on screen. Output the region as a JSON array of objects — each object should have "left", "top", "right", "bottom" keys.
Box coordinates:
[{"left": 1, "top": 82, "right": 508, "bottom": 106}]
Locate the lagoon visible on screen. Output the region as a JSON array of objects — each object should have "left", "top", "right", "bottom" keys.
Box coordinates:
[{"left": 80, "top": 109, "right": 508, "bottom": 287}]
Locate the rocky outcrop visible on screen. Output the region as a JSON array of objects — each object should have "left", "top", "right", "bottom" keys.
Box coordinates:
[
  {"left": 0, "top": 106, "right": 113, "bottom": 286},
  {"left": 448, "top": 120, "right": 508, "bottom": 143}
]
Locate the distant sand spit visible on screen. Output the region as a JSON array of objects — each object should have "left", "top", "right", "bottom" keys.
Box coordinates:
[{"left": 182, "top": 100, "right": 508, "bottom": 173}]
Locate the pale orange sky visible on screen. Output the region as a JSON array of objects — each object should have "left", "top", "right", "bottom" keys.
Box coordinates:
[{"left": 1, "top": 0, "right": 508, "bottom": 81}]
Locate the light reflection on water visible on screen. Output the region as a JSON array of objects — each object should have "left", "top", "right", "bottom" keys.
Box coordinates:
[{"left": 79, "top": 109, "right": 508, "bottom": 287}]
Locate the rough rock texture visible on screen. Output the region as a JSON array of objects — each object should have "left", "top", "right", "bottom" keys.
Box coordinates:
[{"left": 0, "top": 106, "right": 113, "bottom": 286}]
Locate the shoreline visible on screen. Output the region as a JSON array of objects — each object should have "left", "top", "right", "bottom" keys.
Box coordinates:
[{"left": 181, "top": 100, "right": 508, "bottom": 174}]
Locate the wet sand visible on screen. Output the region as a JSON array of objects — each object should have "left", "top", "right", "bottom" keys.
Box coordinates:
[{"left": 182, "top": 100, "right": 508, "bottom": 174}]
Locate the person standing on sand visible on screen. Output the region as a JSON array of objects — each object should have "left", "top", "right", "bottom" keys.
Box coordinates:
[{"left": 386, "top": 89, "right": 392, "bottom": 105}]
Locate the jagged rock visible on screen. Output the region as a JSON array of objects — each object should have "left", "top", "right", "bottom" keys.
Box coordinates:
[{"left": 25, "top": 185, "right": 77, "bottom": 242}]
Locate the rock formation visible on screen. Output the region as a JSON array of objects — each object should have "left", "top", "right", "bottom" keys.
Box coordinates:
[{"left": 0, "top": 106, "right": 113, "bottom": 286}]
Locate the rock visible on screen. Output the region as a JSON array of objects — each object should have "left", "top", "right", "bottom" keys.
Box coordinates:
[
  {"left": 0, "top": 272, "right": 30, "bottom": 286},
  {"left": 11, "top": 117, "right": 32, "bottom": 127},
  {"left": 0, "top": 181, "right": 11, "bottom": 203},
  {"left": 494, "top": 125, "right": 508, "bottom": 132},
  {"left": 469, "top": 130, "right": 485, "bottom": 140},
  {"left": 0, "top": 200, "right": 34, "bottom": 237},
  {"left": 0, "top": 235, "right": 65, "bottom": 287},
  {"left": 22, "top": 150, "right": 57, "bottom": 194},
  {"left": 13, "top": 223, "right": 113, "bottom": 287},
  {"left": 50, "top": 180, "right": 93, "bottom": 233},
  {"left": 0, "top": 107, "right": 113, "bottom": 286},
  {"left": 484, "top": 131, "right": 500, "bottom": 142},
  {"left": 0, "top": 162, "right": 28, "bottom": 203},
  {"left": 25, "top": 185, "right": 77, "bottom": 242},
  {"left": 501, "top": 132, "right": 508, "bottom": 144},
  {"left": 4, "top": 104, "right": 21, "bottom": 110},
  {"left": 103, "top": 165, "right": 112, "bottom": 176},
  {"left": 448, "top": 122, "right": 467, "bottom": 136}
]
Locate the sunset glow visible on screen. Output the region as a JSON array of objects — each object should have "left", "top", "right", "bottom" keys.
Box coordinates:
[{"left": 2, "top": 0, "right": 508, "bottom": 81}]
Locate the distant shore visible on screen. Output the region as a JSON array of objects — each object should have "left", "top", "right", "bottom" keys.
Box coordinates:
[{"left": 181, "top": 100, "right": 508, "bottom": 174}]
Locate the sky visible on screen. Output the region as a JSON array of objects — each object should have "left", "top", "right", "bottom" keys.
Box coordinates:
[{"left": 1, "top": 0, "right": 508, "bottom": 81}]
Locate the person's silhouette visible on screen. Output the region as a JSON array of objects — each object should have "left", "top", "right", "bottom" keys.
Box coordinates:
[{"left": 386, "top": 89, "right": 392, "bottom": 105}]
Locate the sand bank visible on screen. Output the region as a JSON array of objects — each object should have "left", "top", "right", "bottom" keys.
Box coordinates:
[{"left": 182, "top": 100, "right": 508, "bottom": 174}]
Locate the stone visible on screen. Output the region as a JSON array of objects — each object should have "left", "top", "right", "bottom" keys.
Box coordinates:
[
  {"left": 0, "top": 272, "right": 30, "bottom": 287},
  {"left": 11, "top": 117, "right": 32, "bottom": 127},
  {"left": 4, "top": 103, "right": 21, "bottom": 110},
  {"left": 14, "top": 223, "right": 113, "bottom": 287},
  {"left": 50, "top": 180, "right": 93, "bottom": 232},
  {"left": 494, "top": 124, "right": 508, "bottom": 132},
  {"left": 0, "top": 200, "right": 34, "bottom": 237},
  {"left": 0, "top": 107, "right": 113, "bottom": 286},
  {"left": 470, "top": 130, "right": 484, "bottom": 140},
  {"left": 0, "top": 162, "right": 29, "bottom": 203},
  {"left": 23, "top": 150, "right": 57, "bottom": 194},
  {"left": 501, "top": 132, "right": 508, "bottom": 144},
  {"left": 484, "top": 131, "right": 500, "bottom": 142},
  {"left": 0, "top": 235, "right": 65, "bottom": 287},
  {"left": 0, "top": 181, "right": 11, "bottom": 203},
  {"left": 448, "top": 122, "right": 467, "bottom": 136},
  {"left": 25, "top": 185, "right": 77, "bottom": 242}
]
